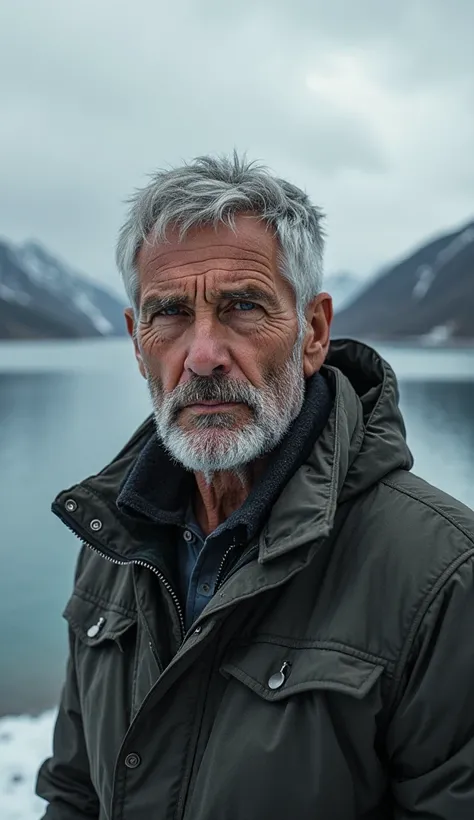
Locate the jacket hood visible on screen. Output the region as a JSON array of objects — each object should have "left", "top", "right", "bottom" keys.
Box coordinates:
[
  {"left": 327, "top": 338, "right": 413, "bottom": 502},
  {"left": 259, "top": 338, "right": 413, "bottom": 559}
]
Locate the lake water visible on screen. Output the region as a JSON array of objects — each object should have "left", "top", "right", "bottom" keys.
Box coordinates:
[{"left": 0, "top": 339, "right": 473, "bottom": 716}]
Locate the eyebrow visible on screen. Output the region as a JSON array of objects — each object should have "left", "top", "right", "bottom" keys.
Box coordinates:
[
  {"left": 140, "top": 286, "right": 279, "bottom": 320},
  {"left": 139, "top": 294, "right": 189, "bottom": 320}
]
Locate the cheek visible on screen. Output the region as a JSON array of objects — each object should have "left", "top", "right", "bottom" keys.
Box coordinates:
[
  {"left": 245, "top": 322, "right": 296, "bottom": 368},
  {"left": 138, "top": 328, "right": 184, "bottom": 390}
]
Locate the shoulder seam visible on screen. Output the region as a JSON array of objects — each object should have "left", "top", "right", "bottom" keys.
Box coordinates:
[{"left": 381, "top": 475, "right": 474, "bottom": 547}]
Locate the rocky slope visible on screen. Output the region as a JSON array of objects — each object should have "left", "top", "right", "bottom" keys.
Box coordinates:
[{"left": 332, "top": 221, "right": 474, "bottom": 343}]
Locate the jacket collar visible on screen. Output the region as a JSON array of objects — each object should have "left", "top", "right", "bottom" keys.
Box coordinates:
[
  {"left": 116, "top": 371, "right": 334, "bottom": 553},
  {"left": 53, "top": 339, "right": 413, "bottom": 567}
]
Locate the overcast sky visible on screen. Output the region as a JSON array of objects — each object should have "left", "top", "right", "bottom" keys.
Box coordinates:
[{"left": 1, "top": 0, "right": 473, "bottom": 297}]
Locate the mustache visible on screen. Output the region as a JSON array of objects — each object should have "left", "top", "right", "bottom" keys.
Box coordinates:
[{"left": 165, "top": 376, "right": 259, "bottom": 415}]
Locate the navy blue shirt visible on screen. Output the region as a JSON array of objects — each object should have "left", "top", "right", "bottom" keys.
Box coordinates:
[
  {"left": 177, "top": 504, "right": 244, "bottom": 631},
  {"left": 176, "top": 506, "right": 220, "bottom": 630}
]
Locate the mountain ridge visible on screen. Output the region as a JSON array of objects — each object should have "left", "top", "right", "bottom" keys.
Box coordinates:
[
  {"left": 2, "top": 218, "right": 473, "bottom": 343},
  {"left": 331, "top": 219, "right": 474, "bottom": 343},
  {"left": 0, "top": 238, "right": 127, "bottom": 340}
]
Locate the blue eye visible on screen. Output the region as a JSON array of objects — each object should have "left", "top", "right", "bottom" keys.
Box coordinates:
[
  {"left": 155, "top": 306, "right": 184, "bottom": 317},
  {"left": 234, "top": 301, "right": 257, "bottom": 312}
]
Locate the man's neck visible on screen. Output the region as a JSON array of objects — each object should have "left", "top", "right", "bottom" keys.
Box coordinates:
[{"left": 194, "top": 461, "right": 266, "bottom": 536}]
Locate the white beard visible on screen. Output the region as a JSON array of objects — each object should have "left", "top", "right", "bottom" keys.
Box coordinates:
[{"left": 147, "top": 343, "right": 305, "bottom": 478}]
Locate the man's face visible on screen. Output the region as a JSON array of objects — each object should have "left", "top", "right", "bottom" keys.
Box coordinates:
[{"left": 126, "top": 215, "right": 330, "bottom": 474}]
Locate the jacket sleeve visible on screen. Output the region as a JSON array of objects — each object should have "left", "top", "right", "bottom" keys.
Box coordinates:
[{"left": 386, "top": 553, "right": 474, "bottom": 818}]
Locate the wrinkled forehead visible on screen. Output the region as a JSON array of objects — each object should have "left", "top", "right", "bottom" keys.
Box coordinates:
[{"left": 136, "top": 215, "right": 280, "bottom": 282}]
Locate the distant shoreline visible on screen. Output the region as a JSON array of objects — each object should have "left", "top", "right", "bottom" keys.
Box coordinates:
[{"left": 332, "top": 335, "right": 474, "bottom": 350}]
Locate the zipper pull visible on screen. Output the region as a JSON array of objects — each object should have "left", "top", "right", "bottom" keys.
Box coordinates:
[
  {"left": 268, "top": 661, "right": 291, "bottom": 690},
  {"left": 87, "top": 616, "right": 106, "bottom": 638}
]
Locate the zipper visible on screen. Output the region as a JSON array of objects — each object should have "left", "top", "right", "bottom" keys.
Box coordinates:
[
  {"left": 55, "top": 505, "right": 186, "bottom": 640},
  {"left": 213, "top": 542, "right": 237, "bottom": 592},
  {"left": 214, "top": 540, "right": 259, "bottom": 593}
]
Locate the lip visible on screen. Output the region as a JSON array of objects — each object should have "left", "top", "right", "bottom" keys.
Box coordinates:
[{"left": 185, "top": 401, "right": 240, "bottom": 412}]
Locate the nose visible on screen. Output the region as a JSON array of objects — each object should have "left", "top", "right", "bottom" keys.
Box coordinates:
[{"left": 183, "top": 320, "right": 232, "bottom": 378}]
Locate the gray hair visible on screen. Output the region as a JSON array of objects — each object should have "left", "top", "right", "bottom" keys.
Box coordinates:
[{"left": 116, "top": 152, "right": 325, "bottom": 330}]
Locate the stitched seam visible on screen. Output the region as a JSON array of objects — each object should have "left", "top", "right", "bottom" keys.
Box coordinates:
[
  {"left": 130, "top": 623, "right": 141, "bottom": 720},
  {"left": 237, "top": 636, "right": 392, "bottom": 670},
  {"left": 72, "top": 586, "right": 137, "bottom": 617},
  {"left": 132, "top": 572, "right": 164, "bottom": 676},
  {"left": 65, "top": 612, "right": 134, "bottom": 643},
  {"left": 223, "top": 663, "right": 379, "bottom": 697},
  {"left": 381, "top": 478, "right": 474, "bottom": 546},
  {"left": 386, "top": 549, "right": 474, "bottom": 716}
]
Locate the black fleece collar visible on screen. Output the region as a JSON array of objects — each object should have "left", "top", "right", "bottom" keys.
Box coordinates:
[{"left": 117, "top": 371, "right": 334, "bottom": 550}]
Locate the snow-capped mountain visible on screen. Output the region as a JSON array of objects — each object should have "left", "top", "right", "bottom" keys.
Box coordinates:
[
  {"left": 0, "top": 239, "right": 127, "bottom": 340},
  {"left": 332, "top": 220, "right": 474, "bottom": 343}
]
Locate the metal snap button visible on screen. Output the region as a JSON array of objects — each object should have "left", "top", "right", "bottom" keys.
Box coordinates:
[
  {"left": 199, "top": 583, "right": 211, "bottom": 595},
  {"left": 87, "top": 617, "right": 106, "bottom": 638},
  {"left": 194, "top": 625, "right": 202, "bottom": 634},
  {"left": 268, "top": 661, "right": 291, "bottom": 690},
  {"left": 65, "top": 499, "right": 77, "bottom": 513},
  {"left": 183, "top": 530, "right": 193, "bottom": 542},
  {"left": 90, "top": 519, "right": 103, "bottom": 532},
  {"left": 124, "top": 752, "right": 141, "bottom": 769}
]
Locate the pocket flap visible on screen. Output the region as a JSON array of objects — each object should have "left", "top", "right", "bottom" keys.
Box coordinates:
[
  {"left": 221, "top": 640, "right": 384, "bottom": 701},
  {"left": 63, "top": 592, "right": 137, "bottom": 647}
]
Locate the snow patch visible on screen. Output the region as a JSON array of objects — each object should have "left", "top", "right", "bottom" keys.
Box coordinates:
[
  {"left": 73, "top": 292, "right": 113, "bottom": 335},
  {"left": 0, "top": 710, "right": 56, "bottom": 820},
  {"left": 437, "top": 226, "right": 474, "bottom": 267},
  {"left": 0, "top": 283, "right": 31, "bottom": 306},
  {"left": 11, "top": 242, "right": 116, "bottom": 334},
  {"left": 412, "top": 265, "right": 435, "bottom": 300},
  {"left": 16, "top": 244, "right": 65, "bottom": 294},
  {"left": 420, "top": 323, "right": 454, "bottom": 346}
]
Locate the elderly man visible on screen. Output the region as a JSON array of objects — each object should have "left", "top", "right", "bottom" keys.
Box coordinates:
[{"left": 37, "top": 154, "right": 474, "bottom": 819}]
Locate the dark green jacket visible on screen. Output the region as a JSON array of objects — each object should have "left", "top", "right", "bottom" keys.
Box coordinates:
[{"left": 37, "top": 340, "right": 474, "bottom": 819}]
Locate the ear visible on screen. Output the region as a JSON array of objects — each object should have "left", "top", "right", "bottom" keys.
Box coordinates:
[
  {"left": 302, "top": 293, "right": 333, "bottom": 378},
  {"left": 124, "top": 308, "right": 147, "bottom": 380}
]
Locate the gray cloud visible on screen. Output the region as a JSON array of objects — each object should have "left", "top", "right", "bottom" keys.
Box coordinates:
[{"left": 0, "top": 0, "right": 473, "bottom": 295}]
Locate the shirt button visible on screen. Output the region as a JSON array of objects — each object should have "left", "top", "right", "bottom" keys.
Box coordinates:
[
  {"left": 199, "top": 583, "right": 211, "bottom": 595},
  {"left": 183, "top": 530, "right": 194, "bottom": 542},
  {"left": 125, "top": 753, "right": 141, "bottom": 769}
]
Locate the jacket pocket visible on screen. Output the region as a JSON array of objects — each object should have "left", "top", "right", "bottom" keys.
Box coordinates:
[
  {"left": 220, "top": 638, "right": 384, "bottom": 700},
  {"left": 63, "top": 591, "right": 137, "bottom": 650},
  {"left": 188, "top": 641, "right": 387, "bottom": 818}
]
